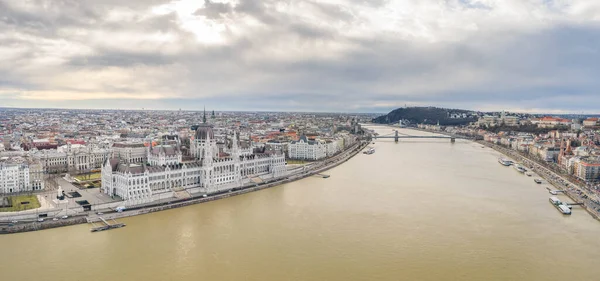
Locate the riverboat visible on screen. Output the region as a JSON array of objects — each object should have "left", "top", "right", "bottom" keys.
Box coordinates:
[
  {"left": 513, "top": 164, "right": 527, "bottom": 173},
  {"left": 549, "top": 197, "right": 571, "bottom": 215},
  {"left": 534, "top": 179, "right": 542, "bottom": 184},
  {"left": 557, "top": 204, "right": 572, "bottom": 215},
  {"left": 498, "top": 158, "right": 512, "bottom": 166},
  {"left": 363, "top": 148, "right": 375, "bottom": 155}
]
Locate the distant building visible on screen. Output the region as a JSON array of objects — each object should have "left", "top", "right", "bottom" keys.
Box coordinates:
[
  {"left": 477, "top": 112, "right": 519, "bottom": 127},
  {"left": 583, "top": 118, "right": 599, "bottom": 128},
  {"left": 533, "top": 117, "right": 572, "bottom": 128},
  {"left": 288, "top": 135, "right": 327, "bottom": 160}
]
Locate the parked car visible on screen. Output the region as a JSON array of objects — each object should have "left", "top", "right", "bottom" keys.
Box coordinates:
[
  {"left": 53, "top": 218, "right": 58, "bottom": 221},
  {"left": 37, "top": 218, "right": 44, "bottom": 222},
  {"left": 11, "top": 220, "right": 18, "bottom": 224},
  {"left": 61, "top": 215, "right": 69, "bottom": 219},
  {"left": 96, "top": 212, "right": 104, "bottom": 215}
]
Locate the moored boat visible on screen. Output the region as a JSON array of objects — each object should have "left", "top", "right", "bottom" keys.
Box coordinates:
[
  {"left": 498, "top": 158, "right": 513, "bottom": 166},
  {"left": 549, "top": 197, "right": 571, "bottom": 215},
  {"left": 513, "top": 164, "right": 527, "bottom": 173}
]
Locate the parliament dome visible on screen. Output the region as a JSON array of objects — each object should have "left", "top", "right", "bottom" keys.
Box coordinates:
[{"left": 195, "top": 124, "right": 214, "bottom": 141}]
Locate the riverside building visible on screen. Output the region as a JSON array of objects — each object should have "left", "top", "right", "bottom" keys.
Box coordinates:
[
  {"left": 101, "top": 122, "right": 287, "bottom": 206},
  {"left": 288, "top": 135, "right": 327, "bottom": 160},
  {"left": 0, "top": 157, "right": 44, "bottom": 194}
]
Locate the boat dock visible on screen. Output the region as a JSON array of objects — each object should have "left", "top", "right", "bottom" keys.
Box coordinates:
[
  {"left": 89, "top": 217, "right": 126, "bottom": 232},
  {"left": 546, "top": 187, "right": 565, "bottom": 195}
]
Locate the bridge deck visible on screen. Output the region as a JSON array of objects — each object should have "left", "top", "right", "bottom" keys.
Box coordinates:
[{"left": 373, "top": 136, "right": 467, "bottom": 139}]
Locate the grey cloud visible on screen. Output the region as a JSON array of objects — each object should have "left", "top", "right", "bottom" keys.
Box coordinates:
[
  {"left": 1, "top": 0, "right": 600, "bottom": 113},
  {"left": 194, "top": 0, "right": 233, "bottom": 20}
]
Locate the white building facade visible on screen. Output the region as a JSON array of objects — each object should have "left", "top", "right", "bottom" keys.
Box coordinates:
[
  {"left": 102, "top": 125, "right": 287, "bottom": 206},
  {"left": 0, "top": 158, "right": 45, "bottom": 194},
  {"left": 288, "top": 136, "right": 327, "bottom": 160},
  {"left": 33, "top": 143, "right": 111, "bottom": 172},
  {"left": 112, "top": 142, "right": 147, "bottom": 164}
]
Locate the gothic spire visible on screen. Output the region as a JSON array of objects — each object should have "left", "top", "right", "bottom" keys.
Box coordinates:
[{"left": 203, "top": 106, "right": 207, "bottom": 124}]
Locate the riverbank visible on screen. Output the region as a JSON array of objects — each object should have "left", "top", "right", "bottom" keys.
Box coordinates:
[
  {"left": 479, "top": 141, "right": 600, "bottom": 221},
  {"left": 1, "top": 140, "right": 369, "bottom": 234}
]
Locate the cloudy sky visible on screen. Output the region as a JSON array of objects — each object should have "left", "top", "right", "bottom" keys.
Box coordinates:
[{"left": 1, "top": 0, "right": 599, "bottom": 113}]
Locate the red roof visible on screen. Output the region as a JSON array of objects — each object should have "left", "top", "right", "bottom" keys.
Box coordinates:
[{"left": 66, "top": 139, "right": 86, "bottom": 145}]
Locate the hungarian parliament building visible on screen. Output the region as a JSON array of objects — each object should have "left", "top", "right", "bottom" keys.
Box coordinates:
[{"left": 101, "top": 123, "right": 287, "bottom": 206}]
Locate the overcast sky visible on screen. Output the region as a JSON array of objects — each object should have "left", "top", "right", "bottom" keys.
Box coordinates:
[{"left": 1, "top": 0, "right": 599, "bottom": 113}]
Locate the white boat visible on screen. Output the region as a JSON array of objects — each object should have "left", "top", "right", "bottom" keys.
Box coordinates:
[
  {"left": 549, "top": 197, "right": 561, "bottom": 205},
  {"left": 513, "top": 164, "right": 527, "bottom": 173},
  {"left": 534, "top": 179, "right": 542, "bottom": 184},
  {"left": 557, "top": 204, "right": 572, "bottom": 215},
  {"left": 526, "top": 173, "right": 532, "bottom": 177},
  {"left": 498, "top": 158, "right": 512, "bottom": 166},
  {"left": 549, "top": 197, "right": 571, "bottom": 215}
]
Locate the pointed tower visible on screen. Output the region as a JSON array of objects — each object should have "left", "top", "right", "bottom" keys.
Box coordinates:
[
  {"left": 231, "top": 131, "right": 242, "bottom": 187},
  {"left": 202, "top": 131, "right": 215, "bottom": 194},
  {"left": 231, "top": 131, "right": 240, "bottom": 158},
  {"left": 203, "top": 106, "right": 207, "bottom": 124}
]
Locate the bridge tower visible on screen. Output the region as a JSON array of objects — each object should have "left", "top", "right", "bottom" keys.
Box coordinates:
[
  {"left": 451, "top": 137, "right": 456, "bottom": 143},
  {"left": 394, "top": 130, "right": 399, "bottom": 143}
]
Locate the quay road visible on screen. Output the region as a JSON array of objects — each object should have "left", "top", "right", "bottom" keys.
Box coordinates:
[{"left": 482, "top": 141, "right": 600, "bottom": 219}]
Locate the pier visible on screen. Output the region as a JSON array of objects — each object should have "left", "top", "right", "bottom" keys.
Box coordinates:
[
  {"left": 89, "top": 217, "right": 126, "bottom": 232},
  {"left": 546, "top": 187, "right": 565, "bottom": 194}
]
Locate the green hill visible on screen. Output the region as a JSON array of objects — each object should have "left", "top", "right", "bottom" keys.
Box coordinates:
[{"left": 372, "top": 107, "right": 477, "bottom": 126}]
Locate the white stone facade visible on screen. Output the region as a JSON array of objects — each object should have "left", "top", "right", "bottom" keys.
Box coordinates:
[
  {"left": 288, "top": 136, "right": 327, "bottom": 160},
  {"left": 112, "top": 142, "right": 147, "bottom": 164},
  {"left": 0, "top": 158, "right": 45, "bottom": 194},
  {"left": 32, "top": 143, "right": 110, "bottom": 172},
  {"left": 147, "top": 145, "right": 182, "bottom": 166},
  {"left": 102, "top": 127, "right": 286, "bottom": 206}
]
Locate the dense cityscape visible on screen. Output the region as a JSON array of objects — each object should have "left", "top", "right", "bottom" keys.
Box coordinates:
[
  {"left": 0, "top": 108, "right": 377, "bottom": 231},
  {"left": 4, "top": 106, "right": 600, "bottom": 230}
]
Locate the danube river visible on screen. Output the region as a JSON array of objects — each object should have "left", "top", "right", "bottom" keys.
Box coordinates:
[{"left": 2, "top": 127, "right": 600, "bottom": 281}]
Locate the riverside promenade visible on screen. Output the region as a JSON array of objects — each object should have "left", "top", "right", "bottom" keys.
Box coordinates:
[
  {"left": 1, "top": 140, "right": 369, "bottom": 234},
  {"left": 480, "top": 141, "right": 600, "bottom": 220}
]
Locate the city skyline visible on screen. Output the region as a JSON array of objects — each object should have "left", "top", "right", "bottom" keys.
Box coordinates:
[{"left": 2, "top": 0, "right": 600, "bottom": 113}]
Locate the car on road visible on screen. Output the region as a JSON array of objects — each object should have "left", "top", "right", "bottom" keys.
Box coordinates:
[
  {"left": 11, "top": 220, "right": 18, "bottom": 224},
  {"left": 96, "top": 212, "right": 104, "bottom": 215},
  {"left": 53, "top": 218, "right": 58, "bottom": 221},
  {"left": 61, "top": 215, "right": 69, "bottom": 219},
  {"left": 37, "top": 218, "right": 44, "bottom": 222}
]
